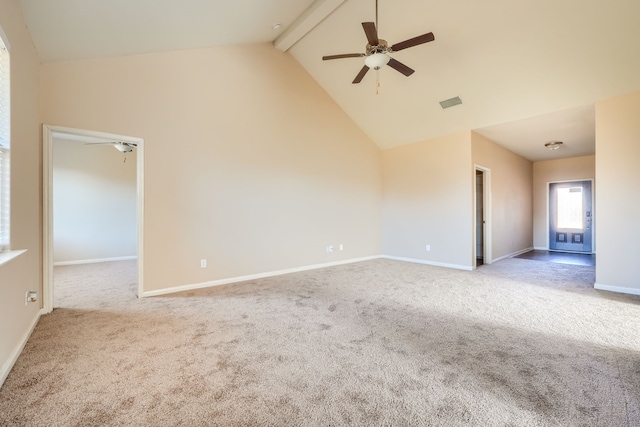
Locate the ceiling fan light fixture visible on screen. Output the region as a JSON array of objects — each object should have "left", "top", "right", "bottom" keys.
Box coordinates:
[
  {"left": 113, "top": 143, "right": 134, "bottom": 153},
  {"left": 545, "top": 141, "right": 563, "bottom": 151},
  {"left": 364, "top": 53, "right": 390, "bottom": 70}
]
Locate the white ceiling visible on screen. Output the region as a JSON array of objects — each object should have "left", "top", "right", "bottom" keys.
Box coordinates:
[
  {"left": 18, "top": 0, "right": 316, "bottom": 61},
  {"left": 19, "top": 0, "right": 640, "bottom": 161}
]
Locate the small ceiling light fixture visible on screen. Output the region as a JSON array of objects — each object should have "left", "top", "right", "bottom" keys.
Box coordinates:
[
  {"left": 273, "top": 23, "right": 282, "bottom": 30},
  {"left": 364, "top": 53, "right": 390, "bottom": 70},
  {"left": 113, "top": 143, "right": 134, "bottom": 153},
  {"left": 545, "top": 141, "right": 563, "bottom": 151}
]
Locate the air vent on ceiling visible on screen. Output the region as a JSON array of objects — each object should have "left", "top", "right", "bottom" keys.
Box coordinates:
[{"left": 439, "top": 96, "right": 462, "bottom": 109}]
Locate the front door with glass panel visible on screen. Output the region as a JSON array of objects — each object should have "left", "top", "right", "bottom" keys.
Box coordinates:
[{"left": 549, "top": 181, "right": 592, "bottom": 253}]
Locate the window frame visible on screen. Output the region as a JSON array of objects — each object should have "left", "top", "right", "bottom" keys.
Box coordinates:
[{"left": 0, "top": 146, "right": 9, "bottom": 250}]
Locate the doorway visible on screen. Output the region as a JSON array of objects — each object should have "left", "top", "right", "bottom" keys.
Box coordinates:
[
  {"left": 474, "top": 166, "right": 491, "bottom": 267},
  {"left": 548, "top": 180, "right": 593, "bottom": 253},
  {"left": 43, "top": 125, "right": 144, "bottom": 313},
  {"left": 476, "top": 170, "right": 484, "bottom": 266}
]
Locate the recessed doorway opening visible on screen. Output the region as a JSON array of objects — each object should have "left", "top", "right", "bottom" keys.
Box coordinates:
[
  {"left": 474, "top": 166, "right": 492, "bottom": 268},
  {"left": 43, "top": 125, "right": 145, "bottom": 313}
]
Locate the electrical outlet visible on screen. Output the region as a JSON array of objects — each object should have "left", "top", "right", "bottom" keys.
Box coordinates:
[
  {"left": 425, "top": 245, "right": 431, "bottom": 252},
  {"left": 200, "top": 259, "right": 207, "bottom": 268},
  {"left": 339, "top": 244, "right": 344, "bottom": 251},
  {"left": 326, "top": 245, "right": 334, "bottom": 253},
  {"left": 25, "top": 290, "right": 37, "bottom": 305}
]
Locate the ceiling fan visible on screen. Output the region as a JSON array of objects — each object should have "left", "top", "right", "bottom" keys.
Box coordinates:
[
  {"left": 85, "top": 141, "right": 137, "bottom": 153},
  {"left": 322, "top": 0, "right": 435, "bottom": 84}
]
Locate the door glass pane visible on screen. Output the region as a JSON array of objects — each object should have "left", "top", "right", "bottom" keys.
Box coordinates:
[{"left": 557, "top": 187, "right": 583, "bottom": 229}]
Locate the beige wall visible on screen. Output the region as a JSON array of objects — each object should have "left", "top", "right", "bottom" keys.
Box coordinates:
[
  {"left": 0, "top": 0, "right": 42, "bottom": 383},
  {"left": 471, "top": 132, "right": 533, "bottom": 261},
  {"left": 53, "top": 138, "right": 137, "bottom": 263},
  {"left": 40, "top": 43, "right": 382, "bottom": 293},
  {"left": 595, "top": 91, "right": 640, "bottom": 292},
  {"left": 532, "top": 156, "right": 595, "bottom": 249},
  {"left": 381, "top": 131, "right": 473, "bottom": 269}
]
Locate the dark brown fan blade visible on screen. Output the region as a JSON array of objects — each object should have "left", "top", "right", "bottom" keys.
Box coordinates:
[
  {"left": 387, "top": 58, "right": 415, "bottom": 76},
  {"left": 352, "top": 65, "right": 370, "bottom": 84},
  {"left": 322, "top": 53, "right": 365, "bottom": 60},
  {"left": 362, "top": 22, "right": 379, "bottom": 46},
  {"left": 391, "top": 32, "right": 435, "bottom": 52}
]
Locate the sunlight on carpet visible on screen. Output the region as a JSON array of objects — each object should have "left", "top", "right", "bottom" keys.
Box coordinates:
[{"left": 1, "top": 258, "right": 639, "bottom": 426}]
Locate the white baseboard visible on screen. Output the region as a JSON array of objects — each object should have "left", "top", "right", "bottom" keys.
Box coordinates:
[
  {"left": 381, "top": 255, "right": 473, "bottom": 271},
  {"left": 494, "top": 247, "right": 534, "bottom": 262},
  {"left": 0, "top": 309, "right": 41, "bottom": 388},
  {"left": 594, "top": 283, "right": 640, "bottom": 296},
  {"left": 141, "top": 255, "right": 382, "bottom": 297},
  {"left": 54, "top": 255, "right": 137, "bottom": 267}
]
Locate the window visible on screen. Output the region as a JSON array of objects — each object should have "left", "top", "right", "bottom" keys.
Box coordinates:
[
  {"left": 0, "top": 39, "right": 9, "bottom": 250},
  {"left": 556, "top": 187, "right": 583, "bottom": 229}
]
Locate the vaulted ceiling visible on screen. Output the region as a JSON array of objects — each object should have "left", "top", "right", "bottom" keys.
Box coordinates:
[{"left": 18, "top": 0, "right": 640, "bottom": 161}]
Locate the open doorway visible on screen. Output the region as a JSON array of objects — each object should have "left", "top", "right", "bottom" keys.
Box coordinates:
[
  {"left": 43, "top": 125, "right": 144, "bottom": 313},
  {"left": 474, "top": 166, "right": 492, "bottom": 268},
  {"left": 476, "top": 170, "right": 484, "bottom": 266}
]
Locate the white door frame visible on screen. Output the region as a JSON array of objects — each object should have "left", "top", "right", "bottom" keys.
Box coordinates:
[
  {"left": 42, "top": 124, "right": 145, "bottom": 313},
  {"left": 474, "top": 165, "right": 492, "bottom": 267}
]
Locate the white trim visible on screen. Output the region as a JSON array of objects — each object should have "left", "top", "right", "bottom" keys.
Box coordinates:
[
  {"left": 142, "top": 256, "right": 381, "bottom": 297},
  {"left": 273, "top": 0, "right": 346, "bottom": 51},
  {"left": 594, "top": 283, "right": 640, "bottom": 296},
  {"left": 0, "top": 249, "right": 26, "bottom": 266},
  {"left": 43, "top": 127, "right": 53, "bottom": 313},
  {"left": 136, "top": 131, "right": 145, "bottom": 300},
  {"left": 381, "top": 255, "right": 473, "bottom": 271},
  {"left": 43, "top": 125, "right": 144, "bottom": 313},
  {"left": 496, "top": 246, "right": 534, "bottom": 262},
  {"left": 53, "top": 255, "right": 137, "bottom": 267},
  {"left": 0, "top": 309, "right": 40, "bottom": 387}
]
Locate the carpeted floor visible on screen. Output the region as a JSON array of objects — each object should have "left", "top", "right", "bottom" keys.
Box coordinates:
[{"left": 1, "top": 258, "right": 639, "bottom": 426}]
